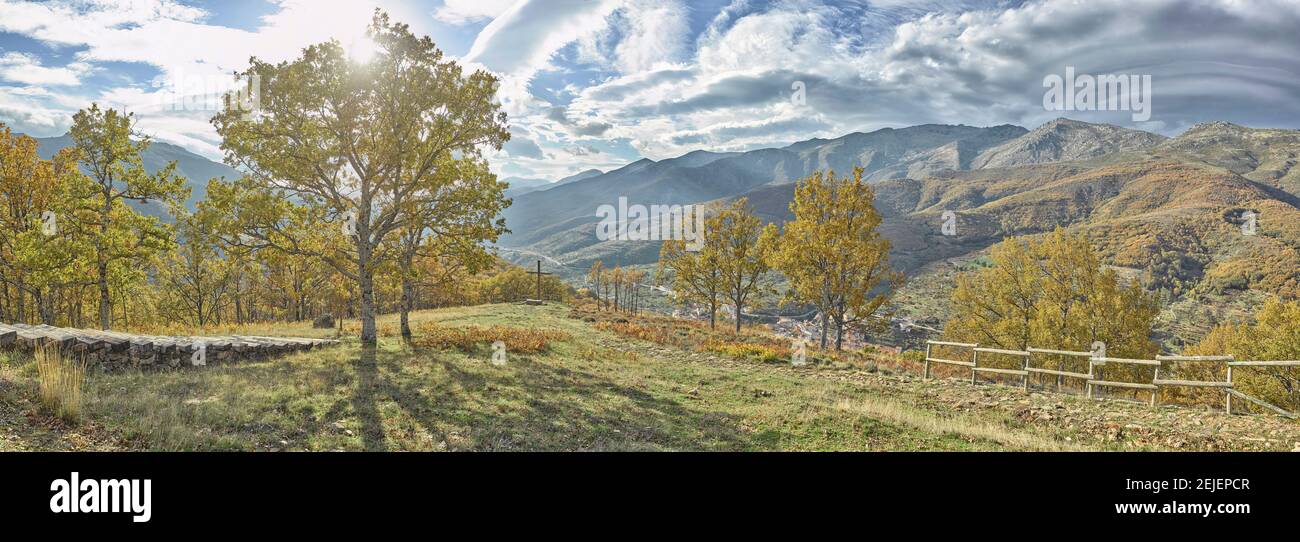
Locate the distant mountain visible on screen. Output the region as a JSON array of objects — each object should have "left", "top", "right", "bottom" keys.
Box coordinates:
[
  {"left": 28, "top": 133, "right": 242, "bottom": 214},
  {"left": 502, "top": 176, "right": 553, "bottom": 198},
  {"left": 970, "top": 118, "right": 1166, "bottom": 169},
  {"left": 499, "top": 123, "right": 1029, "bottom": 249},
  {"left": 553, "top": 168, "right": 605, "bottom": 188},
  {"left": 503, "top": 169, "right": 609, "bottom": 198},
  {"left": 1153, "top": 121, "right": 1300, "bottom": 196}
]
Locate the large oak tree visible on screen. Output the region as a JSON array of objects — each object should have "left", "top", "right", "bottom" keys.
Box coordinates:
[{"left": 212, "top": 11, "right": 509, "bottom": 344}]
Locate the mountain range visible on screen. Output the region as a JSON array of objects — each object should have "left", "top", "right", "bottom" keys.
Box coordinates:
[
  {"left": 499, "top": 118, "right": 1300, "bottom": 347},
  {"left": 503, "top": 168, "right": 604, "bottom": 198}
]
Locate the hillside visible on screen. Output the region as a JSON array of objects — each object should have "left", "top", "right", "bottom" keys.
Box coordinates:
[{"left": 3, "top": 303, "right": 1295, "bottom": 451}]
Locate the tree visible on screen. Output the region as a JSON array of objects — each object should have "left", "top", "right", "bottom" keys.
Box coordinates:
[
  {"left": 625, "top": 268, "right": 647, "bottom": 315},
  {"left": 476, "top": 262, "right": 569, "bottom": 303},
  {"left": 156, "top": 210, "right": 236, "bottom": 326},
  {"left": 659, "top": 230, "right": 724, "bottom": 328},
  {"left": 211, "top": 11, "right": 509, "bottom": 344},
  {"left": 769, "top": 168, "right": 900, "bottom": 350},
  {"left": 392, "top": 156, "right": 505, "bottom": 337},
  {"left": 0, "top": 125, "right": 93, "bottom": 324},
  {"left": 712, "top": 198, "right": 775, "bottom": 332},
  {"left": 587, "top": 261, "right": 605, "bottom": 309},
  {"left": 1187, "top": 299, "right": 1300, "bottom": 411},
  {"left": 946, "top": 228, "right": 1160, "bottom": 359},
  {"left": 68, "top": 104, "right": 189, "bottom": 329}
]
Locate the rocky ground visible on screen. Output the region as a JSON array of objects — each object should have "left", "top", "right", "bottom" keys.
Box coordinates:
[{"left": 706, "top": 354, "right": 1300, "bottom": 452}]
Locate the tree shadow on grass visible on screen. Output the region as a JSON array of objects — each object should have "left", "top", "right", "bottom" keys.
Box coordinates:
[
  {"left": 351, "top": 345, "right": 386, "bottom": 451},
  {"left": 354, "top": 346, "right": 759, "bottom": 451}
]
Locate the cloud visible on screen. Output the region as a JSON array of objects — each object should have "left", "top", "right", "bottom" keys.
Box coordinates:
[
  {"left": 465, "top": 0, "right": 623, "bottom": 76},
  {"left": 0, "top": 52, "right": 92, "bottom": 86},
  {"left": 0, "top": 0, "right": 399, "bottom": 155},
  {"left": 434, "top": 0, "right": 519, "bottom": 25},
  {"left": 6, "top": 0, "right": 1300, "bottom": 179},
  {"left": 503, "top": 131, "right": 545, "bottom": 159},
  {"left": 542, "top": 0, "right": 1300, "bottom": 161}
]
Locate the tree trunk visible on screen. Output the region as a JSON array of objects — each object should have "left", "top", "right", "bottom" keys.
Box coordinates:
[
  {"left": 400, "top": 276, "right": 415, "bottom": 338},
  {"left": 37, "top": 291, "right": 55, "bottom": 325},
  {"left": 16, "top": 277, "right": 26, "bottom": 323},
  {"left": 360, "top": 268, "right": 377, "bottom": 345},
  {"left": 709, "top": 293, "right": 717, "bottom": 330},
  {"left": 819, "top": 311, "right": 829, "bottom": 349},
  {"left": 834, "top": 316, "right": 844, "bottom": 351},
  {"left": 97, "top": 258, "right": 111, "bottom": 330},
  {"left": 734, "top": 302, "right": 742, "bottom": 333}
]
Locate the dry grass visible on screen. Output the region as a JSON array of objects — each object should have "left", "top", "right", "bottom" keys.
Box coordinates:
[
  {"left": 701, "top": 340, "right": 791, "bottom": 364},
  {"left": 411, "top": 323, "right": 571, "bottom": 354},
  {"left": 585, "top": 308, "right": 903, "bottom": 372},
  {"left": 35, "top": 345, "right": 87, "bottom": 423},
  {"left": 833, "top": 397, "right": 1090, "bottom": 451}
]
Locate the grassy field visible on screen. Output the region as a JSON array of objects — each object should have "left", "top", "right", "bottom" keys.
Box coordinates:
[{"left": 2, "top": 302, "right": 1296, "bottom": 451}]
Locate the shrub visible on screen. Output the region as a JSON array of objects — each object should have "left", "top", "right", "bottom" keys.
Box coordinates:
[
  {"left": 702, "top": 341, "right": 791, "bottom": 364},
  {"left": 35, "top": 345, "right": 87, "bottom": 423}
]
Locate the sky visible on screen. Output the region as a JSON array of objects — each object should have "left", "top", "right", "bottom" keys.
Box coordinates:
[{"left": 2, "top": 0, "right": 1299, "bottom": 181}]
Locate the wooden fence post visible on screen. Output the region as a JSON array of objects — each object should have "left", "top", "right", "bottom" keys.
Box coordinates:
[
  {"left": 924, "top": 342, "right": 932, "bottom": 380},
  {"left": 1151, "top": 362, "right": 1160, "bottom": 407},
  {"left": 1086, "top": 359, "right": 1094, "bottom": 399},
  {"left": 1022, "top": 355, "right": 1030, "bottom": 390},
  {"left": 971, "top": 348, "right": 979, "bottom": 385},
  {"left": 1226, "top": 365, "right": 1234, "bottom": 415}
]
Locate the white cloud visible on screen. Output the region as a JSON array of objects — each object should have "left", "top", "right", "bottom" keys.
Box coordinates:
[
  {"left": 607, "top": 0, "right": 691, "bottom": 73},
  {"left": 434, "top": 0, "right": 518, "bottom": 25},
  {"left": 544, "top": 0, "right": 1300, "bottom": 163},
  {"left": 0, "top": 52, "right": 93, "bottom": 86},
  {"left": 0, "top": 0, "right": 399, "bottom": 155}
]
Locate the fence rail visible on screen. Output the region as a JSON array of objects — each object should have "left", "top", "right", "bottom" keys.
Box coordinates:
[{"left": 924, "top": 340, "right": 1298, "bottom": 419}]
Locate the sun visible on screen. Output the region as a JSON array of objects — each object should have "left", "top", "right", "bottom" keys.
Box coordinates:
[{"left": 346, "top": 36, "right": 381, "bottom": 64}]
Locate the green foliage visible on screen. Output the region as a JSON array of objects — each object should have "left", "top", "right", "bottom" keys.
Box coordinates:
[
  {"left": 69, "top": 104, "right": 190, "bottom": 329},
  {"left": 947, "top": 229, "right": 1161, "bottom": 362},
  {"left": 1187, "top": 299, "right": 1300, "bottom": 411},
  {"left": 474, "top": 263, "right": 572, "bottom": 303},
  {"left": 210, "top": 10, "right": 509, "bottom": 343},
  {"left": 768, "top": 167, "right": 901, "bottom": 350}
]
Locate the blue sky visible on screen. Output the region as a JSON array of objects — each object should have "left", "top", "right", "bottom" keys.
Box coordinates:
[{"left": 2, "top": 0, "right": 1300, "bottom": 181}]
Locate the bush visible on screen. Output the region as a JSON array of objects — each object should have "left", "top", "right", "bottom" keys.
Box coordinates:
[
  {"left": 1185, "top": 299, "right": 1300, "bottom": 412},
  {"left": 702, "top": 341, "right": 791, "bottom": 364}
]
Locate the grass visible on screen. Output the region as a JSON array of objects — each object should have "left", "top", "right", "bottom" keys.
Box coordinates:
[
  {"left": 411, "top": 322, "right": 570, "bottom": 354},
  {"left": 9, "top": 302, "right": 1290, "bottom": 451},
  {"left": 35, "top": 344, "right": 86, "bottom": 423}
]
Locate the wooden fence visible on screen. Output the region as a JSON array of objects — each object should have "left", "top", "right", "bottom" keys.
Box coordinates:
[{"left": 924, "top": 340, "right": 1299, "bottom": 419}]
